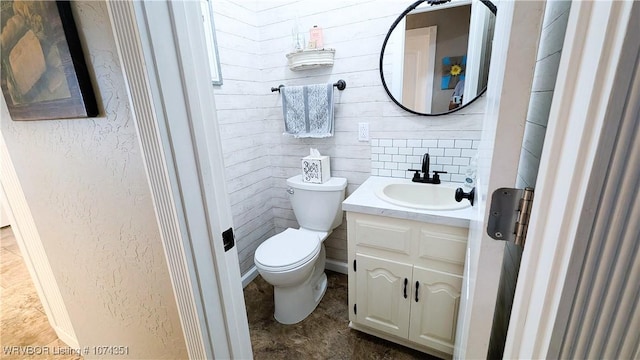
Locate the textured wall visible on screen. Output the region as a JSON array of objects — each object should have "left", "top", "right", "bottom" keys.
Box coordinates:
[
  {"left": 0, "top": 2, "right": 186, "bottom": 358},
  {"left": 212, "top": 0, "right": 485, "bottom": 271}
]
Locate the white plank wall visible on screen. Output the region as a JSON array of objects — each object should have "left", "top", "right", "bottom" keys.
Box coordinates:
[
  {"left": 212, "top": 0, "right": 484, "bottom": 273},
  {"left": 516, "top": 0, "right": 571, "bottom": 188}
]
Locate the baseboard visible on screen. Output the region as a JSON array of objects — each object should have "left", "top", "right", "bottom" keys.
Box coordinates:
[
  {"left": 241, "top": 266, "right": 259, "bottom": 288},
  {"left": 325, "top": 259, "right": 348, "bottom": 275},
  {"left": 55, "top": 326, "right": 79, "bottom": 349}
]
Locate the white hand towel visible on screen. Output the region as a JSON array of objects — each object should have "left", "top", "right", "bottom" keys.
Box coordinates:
[{"left": 282, "top": 83, "right": 334, "bottom": 138}]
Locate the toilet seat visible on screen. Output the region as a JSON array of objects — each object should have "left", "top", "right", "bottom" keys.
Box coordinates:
[{"left": 254, "top": 228, "right": 321, "bottom": 272}]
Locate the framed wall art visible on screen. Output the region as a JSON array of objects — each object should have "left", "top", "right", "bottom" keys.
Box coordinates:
[{"left": 0, "top": 0, "right": 98, "bottom": 121}]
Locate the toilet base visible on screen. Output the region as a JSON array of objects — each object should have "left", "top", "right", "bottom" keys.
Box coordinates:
[{"left": 273, "top": 246, "right": 327, "bottom": 324}]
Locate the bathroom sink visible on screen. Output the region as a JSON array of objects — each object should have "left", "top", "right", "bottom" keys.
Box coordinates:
[{"left": 375, "top": 183, "right": 470, "bottom": 211}]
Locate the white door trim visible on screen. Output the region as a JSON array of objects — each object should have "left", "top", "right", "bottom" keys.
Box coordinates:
[
  {"left": 454, "top": 1, "right": 545, "bottom": 358},
  {"left": 106, "top": 1, "right": 252, "bottom": 358},
  {"left": 504, "top": 1, "right": 637, "bottom": 358}
]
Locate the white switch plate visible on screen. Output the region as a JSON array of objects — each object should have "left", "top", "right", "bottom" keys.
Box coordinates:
[{"left": 358, "top": 122, "right": 369, "bottom": 141}]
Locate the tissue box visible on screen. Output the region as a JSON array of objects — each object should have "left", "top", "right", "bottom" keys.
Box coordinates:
[{"left": 302, "top": 155, "right": 331, "bottom": 183}]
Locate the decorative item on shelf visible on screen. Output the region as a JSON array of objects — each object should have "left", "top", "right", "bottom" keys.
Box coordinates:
[
  {"left": 308, "top": 25, "right": 324, "bottom": 49},
  {"left": 286, "top": 48, "right": 335, "bottom": 71},
  {"left": 302, "top": 148, "right": 331, "bottom": 183}
]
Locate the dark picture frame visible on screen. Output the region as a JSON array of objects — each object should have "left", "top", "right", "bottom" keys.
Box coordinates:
[{"left": 1, "top": 1, "right": 98, "bottom": 121}]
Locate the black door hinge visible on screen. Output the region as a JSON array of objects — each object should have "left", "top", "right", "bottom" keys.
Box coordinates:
[
  {"left": 353, "top": 259, "right": 357, "bottom": 272},
  {"left": 222, "top": 227, "right": 235, "bottom": 252}
]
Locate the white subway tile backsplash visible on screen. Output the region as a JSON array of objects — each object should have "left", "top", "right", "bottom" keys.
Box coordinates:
[
  {"left": 444, "top": 165, "right": 460, "bottom": 173},
  {"left": 407, "top": 139, "right": 422, "bottom": 147},
  {"left": 407, "top": 155, "right": 421, "bottom": 163},
  {"left": 445, "top": 148, "right": 462, "bottom": 157},
  {"left": 462, "top": 149, "right": 478, "bottom": 157},
  {"left": 393, "top": 139, "right": 407, "bottom": 148},
  {"left": 455, "top": 139, "right": 473, "bottom": 149},
  {"left": 438, "top": 139, "right": 455, "bottom": 148},
  {"left": 437, "top": 157, "right": 453, "bottom": 165},
  {"left": 399, "top": 147, "right": 413, "bottom": 155},
  {"left": 422, "top": 140, "right": 438, "bottom": 148},
  {"left": 392, "top": 170, "right": 406, "bottom": 178},
  {"left": 413, "top": 148, "right": 428, "bottom": 156},
  {"left": 371, "top": 138, "right": 476, "bottom": 183}
]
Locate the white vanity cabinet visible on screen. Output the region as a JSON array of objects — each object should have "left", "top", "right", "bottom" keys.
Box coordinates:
[{"left": 347, "top": 212, "right": 468, "bottom": 359}]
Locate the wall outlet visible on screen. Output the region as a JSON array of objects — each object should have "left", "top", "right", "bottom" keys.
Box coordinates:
[{"left": 358, "top": 122, "right": 369, "bottom": 141}]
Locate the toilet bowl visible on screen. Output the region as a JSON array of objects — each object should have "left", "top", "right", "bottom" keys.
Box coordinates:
[{"left": 254, "top": 175, "right": 347, "bottom": 324}]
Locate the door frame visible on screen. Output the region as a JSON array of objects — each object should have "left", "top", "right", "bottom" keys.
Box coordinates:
[
  {"left": 107, "top": 1, "right": 251, "bottom": 358},
  {"left": 454, "top": 1, "right": 546, "bottom": 358},
  {"left": 504, "top": 1, "right": 637, "bottom": 358},
  {"left": 106, "top": 0, "right": 637, "bottom": 359},
  {"left": 402, "top": 26, "right": 437, "bottom": 113}
]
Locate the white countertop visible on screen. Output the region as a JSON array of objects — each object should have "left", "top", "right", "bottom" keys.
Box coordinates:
[{"left": 342, "top": 176, "right": 475, "bottom": 228}]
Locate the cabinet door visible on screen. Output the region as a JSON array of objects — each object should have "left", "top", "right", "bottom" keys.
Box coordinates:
[
  {"left": 409, "top": 265, "right": 462, "bottom": 355},
  {"left": 355, "top": 253, "right": 412, "bottom": 338}
]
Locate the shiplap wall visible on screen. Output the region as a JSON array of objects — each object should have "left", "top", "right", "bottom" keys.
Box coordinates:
[
  {"left": 516, "top": 0, "right": 571, "bottom": 188},
  {"left": 212, "top": 0, "right": 485, "bottom": 273},
  {"left": 212, "top": 1, "right": 276, "bottom": 274}
]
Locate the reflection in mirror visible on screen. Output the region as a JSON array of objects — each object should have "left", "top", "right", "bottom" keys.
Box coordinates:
[{"left": 380, "top": 0, "right": 496, "bottom": 115}]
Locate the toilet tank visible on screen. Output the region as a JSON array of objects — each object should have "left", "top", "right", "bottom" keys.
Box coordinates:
[{"left": 286, "top": 175, "right": 347, "bottom": 231}]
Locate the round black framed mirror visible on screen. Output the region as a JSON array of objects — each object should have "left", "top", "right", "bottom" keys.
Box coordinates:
[{"left": 380, "top": 0, "right": 497, "bottom": 116}]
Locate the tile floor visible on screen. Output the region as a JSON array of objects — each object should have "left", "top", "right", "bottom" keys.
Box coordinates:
[
  {"left": 0, "top": 226, "right": 82, "bottom": 360},
  {"left": 244, "top": 270, "right": 440, "bottom": 359}
]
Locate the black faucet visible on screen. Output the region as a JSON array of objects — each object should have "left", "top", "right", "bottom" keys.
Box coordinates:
[{"left": 408, "top": 153, "right": 447, "bottom": 184}]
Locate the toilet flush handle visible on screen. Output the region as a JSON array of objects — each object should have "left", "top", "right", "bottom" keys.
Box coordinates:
[{"left": 287, "top": 188, "right": 295, "bottom": 195}]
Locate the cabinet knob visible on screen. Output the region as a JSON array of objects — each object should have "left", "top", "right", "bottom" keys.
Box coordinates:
[{"left": 455, "top": 187, "right": 475, "bottom": 206}]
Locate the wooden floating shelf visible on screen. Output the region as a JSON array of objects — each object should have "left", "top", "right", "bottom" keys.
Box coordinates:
[{"left": 286, "top": 48, "right": 336, "bottom": 71}]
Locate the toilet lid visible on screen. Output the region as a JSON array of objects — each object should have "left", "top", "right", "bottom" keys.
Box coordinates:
[{"left": 254, "top": 229, "right": 321, "bottom": 271}]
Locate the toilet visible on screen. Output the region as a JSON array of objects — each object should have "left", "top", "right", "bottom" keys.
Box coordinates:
[{"left": 254, "top": 174, "right": 347, "bottom": 324}]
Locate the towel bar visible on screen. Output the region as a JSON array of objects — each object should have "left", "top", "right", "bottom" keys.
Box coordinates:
[{"left": 271, "top": 80, "right": 346, "bottom": 93}]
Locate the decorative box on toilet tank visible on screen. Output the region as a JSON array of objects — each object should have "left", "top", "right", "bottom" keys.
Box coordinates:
[{"left": 301, "top": 154, "right": 331, "bottom": 183}]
